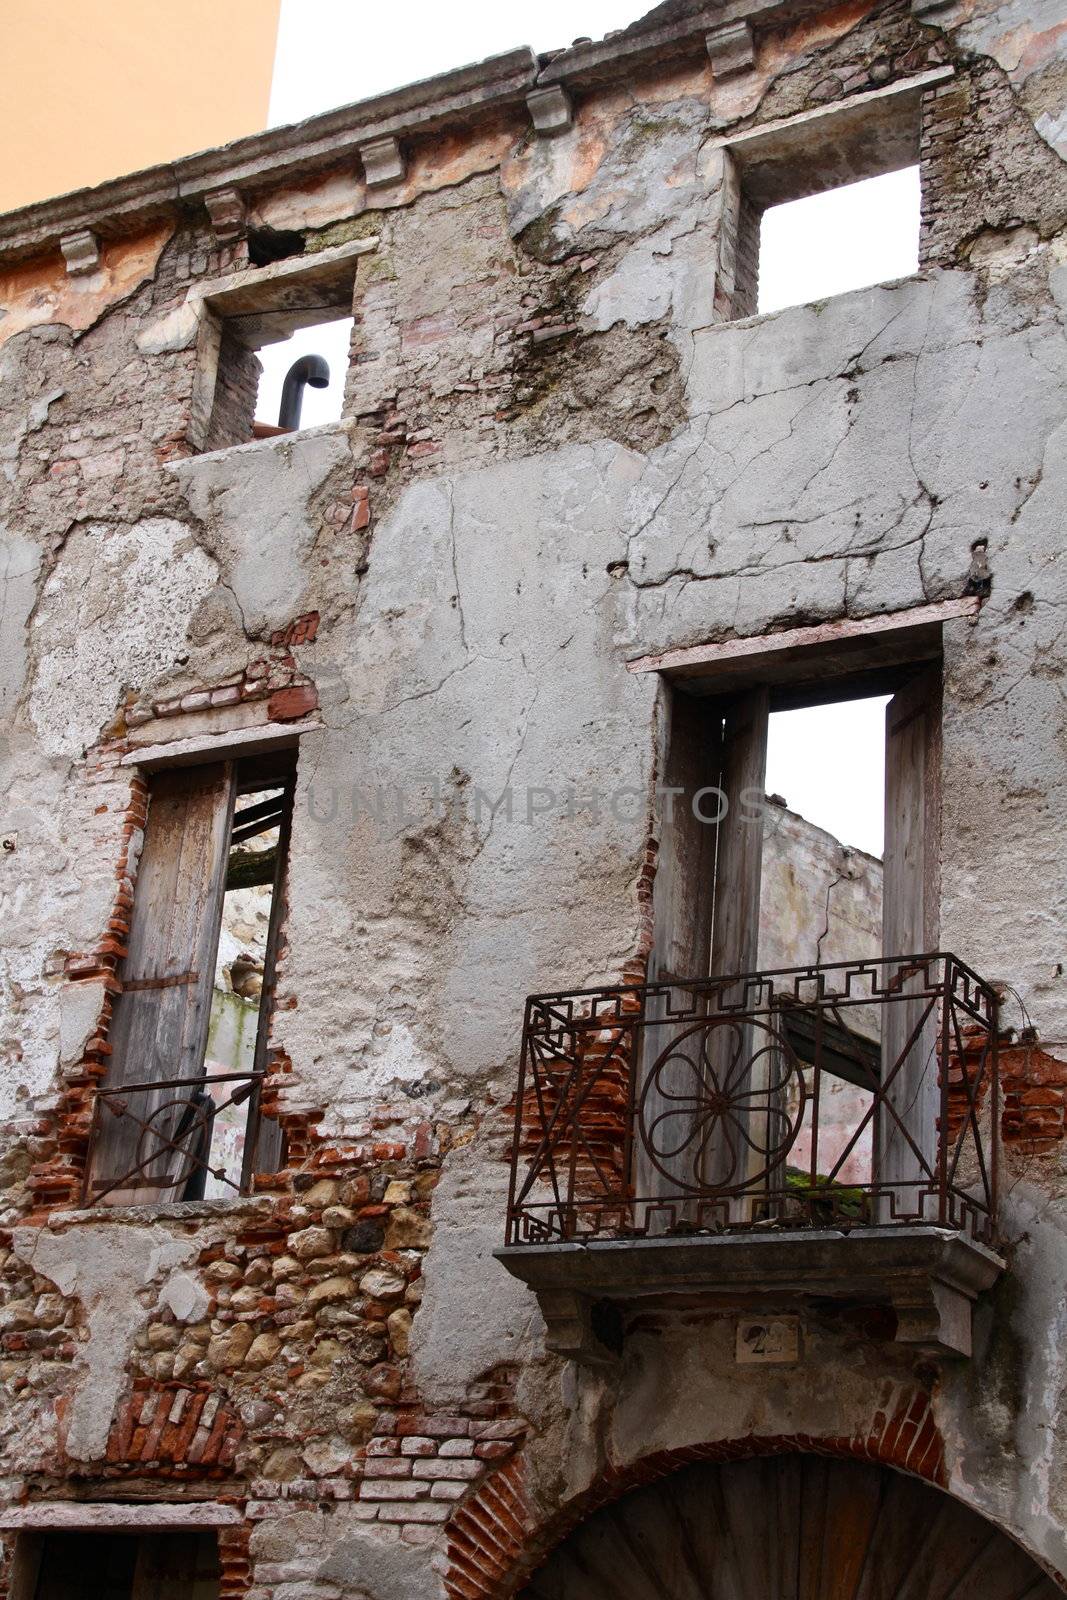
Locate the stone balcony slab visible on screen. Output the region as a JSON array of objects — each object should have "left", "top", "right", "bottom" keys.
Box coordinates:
[{"left": 496, "top": 1226, "right": 1004, "bottom": 1362}]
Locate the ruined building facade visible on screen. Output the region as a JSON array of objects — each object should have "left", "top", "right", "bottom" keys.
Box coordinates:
[{"left": 0, "top": 0, "right": 1065, "bottom": 1594}]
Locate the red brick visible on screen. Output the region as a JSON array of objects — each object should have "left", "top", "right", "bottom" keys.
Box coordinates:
[{"left": 268, "top": 684, "right": 319, "bottom": 722}]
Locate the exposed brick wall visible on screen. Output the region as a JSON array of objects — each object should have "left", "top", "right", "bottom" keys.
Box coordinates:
[
  {"left": 946, "top": 1025, "right": 1067, "bottom": 1155},
  {"left": 106, "top": 1384, "right": 243, "bottom": 1475},
  {"left": 202, "top": 330, "right": 262, "bottom": 455},
  {"left": 944, "top": 1018, "right": 995, "bottom": 1146},
  {"left": 20, "top": 774, "right": 148, "bottom": 1215},
  {"left": 920, "top": 63, "right": 1067, "bottom": 268},
  {"left": 333, "top": 173, "right": 686, "bottom": 488},
  {"left": 510, "top": 835, "right": 658, "bottom": 1226},
  {"left": 731, "top": 191, "right": 762, "bottom": 321},
  {"left": 217, "top": 1522, "right": 253, "bottom": 1600},
  {"left": 1000, "top": 1040, "right": 1067, "bottom": 1154}
]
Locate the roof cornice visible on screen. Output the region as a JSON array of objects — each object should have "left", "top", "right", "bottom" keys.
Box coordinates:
[{"left": 0, "top": 0, "right": 820, "bottom": 268}]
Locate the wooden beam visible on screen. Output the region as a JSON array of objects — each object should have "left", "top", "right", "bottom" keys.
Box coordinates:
[
  {"left": 626, "top": 599, "right": 980, "bottom": 685},
  {"left": 226, "top": 846, "right": 277, "bottom": 891},
  {"left": 122, "top": 718, "right": 321, "bottom": 770}
]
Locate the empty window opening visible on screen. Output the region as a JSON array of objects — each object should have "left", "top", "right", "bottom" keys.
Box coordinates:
[
  {"left": 764, "top": 694, "right": 890, "bottom": 858},
  {"left": 87, "top": 752, "right": 294, "bottom": 1206},
  {"left": 17, "top": 1529, "right": 219, "bottom": 1600},
  {"left": 193, "top": 242, "right": 365, "bottom": 452},
  {"left": 246, "top": 224, "right": 306, "bottom": 268},
  {"left": 648, "top": 644, "right": 944, "bottom": 1225},
  {"left": 757, "top": 165, "right": 921, "bottom": 315},
  {"left": 199, "top": 774, "right": 291, "bottom": 1199},
  {"left": 253, "top": 315, "right": 353, "bottom": 435}
]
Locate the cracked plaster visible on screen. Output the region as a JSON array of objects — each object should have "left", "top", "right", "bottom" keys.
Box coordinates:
[{"left": 10, "top": 1223, "right": 200, "bottom": 1462}]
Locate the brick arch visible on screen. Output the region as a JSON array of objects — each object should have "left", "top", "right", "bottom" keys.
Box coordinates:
[{"left": 444, "top": 1384, "right": 1034, "bottom": 1599}]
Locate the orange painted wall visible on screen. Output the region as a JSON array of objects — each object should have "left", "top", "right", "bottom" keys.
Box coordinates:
[{"left": 0, "top": 0, "right": 283, "bottom": 212}]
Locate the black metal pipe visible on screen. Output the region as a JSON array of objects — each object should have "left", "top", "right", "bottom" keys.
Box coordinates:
[{"left": 278, "top": 353, "right": 330, "bottom": 429}]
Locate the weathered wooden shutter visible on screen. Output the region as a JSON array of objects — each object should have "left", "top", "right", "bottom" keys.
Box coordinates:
[
  {"left": 91, "top": 763, "right": 237, "bottom": 1204},
  {"left": 641, "top": 691, "right": 723, "bottom": 1207},
  {"left": 710, "top": 687, "right": 769, "bottom": 987},
  {"left": 641, "top": 688, "right": 768, "bottom": 1215},
  {"left": 648, "top": 691, "right": 721, "bottom": 992},
  {"left": 709, "top": 688, "right": 769, "bottom": 1206},
  {"left": 879, "top": 665, "right": 942, "bottom": 1219}
]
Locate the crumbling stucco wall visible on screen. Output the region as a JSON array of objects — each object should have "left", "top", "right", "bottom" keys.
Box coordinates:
[{"left": 0, "top": 0, "right": 1066, "bottom": 1595}]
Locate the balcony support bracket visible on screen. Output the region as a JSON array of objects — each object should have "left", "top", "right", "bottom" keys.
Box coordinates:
[
  {"left": 893, "top": 1278, "right": 976, "bottom": 1358},
  {"left": 537, "top": 1289, "right": 620, "bottom": 1365}
]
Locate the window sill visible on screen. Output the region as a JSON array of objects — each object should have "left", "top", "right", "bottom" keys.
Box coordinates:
[
  {"left": 37, "top": 1194, "right": 276, "bottom": 1228},
  {"left": 733, "top": 267, "right": 924, "bottom": 329},
  {"left": 177, "top": 416, "right": 353, "bottom": 467}
]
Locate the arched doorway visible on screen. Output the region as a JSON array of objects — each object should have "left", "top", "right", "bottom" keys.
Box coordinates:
[{"left": 519, "top": 1455, "right": 1062, "bottom": 1598}]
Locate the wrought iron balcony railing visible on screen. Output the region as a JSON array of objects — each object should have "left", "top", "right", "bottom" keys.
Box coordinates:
[
  {"left": 84, "top": 1070, "right": 265, "bottom": 1205},
  {"left": 505, "top": 953, "right": 999, "bottom": 1249}
]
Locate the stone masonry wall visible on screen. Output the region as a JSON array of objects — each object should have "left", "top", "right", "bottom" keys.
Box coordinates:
[{"left": 1, "top": 0, "right": 1066, "bottom": 1595}]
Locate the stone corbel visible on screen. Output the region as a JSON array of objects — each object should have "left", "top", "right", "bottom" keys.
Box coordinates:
[
  {"left": 892, "top": 1279, "right": 975, "bottom": 1358},
  {"left": 527, "top": 85, "right": 574, "bottom": 137},
  {"left": 60, "top": 228, "right": 101, "bottom": 276},
  {"left": 204, "top": 187, "right": 247, "bottom": 244},
  {"left": 537, "top": 1289, "right": 621, "bottom": 1365},
  {"left": 361, "top": 135, "right": 405, "bottom": 189},
  {"left": 706, "top": 20, "right": 756, "bottom": 80}
]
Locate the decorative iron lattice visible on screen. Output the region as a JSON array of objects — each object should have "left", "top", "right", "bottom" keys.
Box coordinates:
[
  {"left": 505, "top": 953, "right": 999, "bottom": 1247},
  {"left": 84, "top": 1071, "right": 264, "bottom": 1204}
]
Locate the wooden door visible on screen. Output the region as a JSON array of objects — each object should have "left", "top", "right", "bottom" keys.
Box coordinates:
[
  {"left": 132, "top": 1533, "right": 219, "bottom": 1600},
  {"left": 879, "top": 667, "right": 942, "bottom": 1221},
  {"left": 641, "top": 688, "right": 768, "bottom": 1219},
  {"left": 90, "top": 763, "right": 237, "bottom": 1203},
  {"left": 519, "top": 1455, "right": 1064, "bottom": 1599},
  {"left": 640, "top": 690, "right": 722, "bottom": 1212}
]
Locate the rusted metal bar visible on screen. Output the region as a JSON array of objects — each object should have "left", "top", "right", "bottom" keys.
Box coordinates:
[{"left": 83, "top": 1071, "right": 264, "bottom": 1205}]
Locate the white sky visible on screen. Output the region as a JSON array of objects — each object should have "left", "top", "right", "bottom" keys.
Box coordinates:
[
  {"left": 758, "top": 167, "right": 920, "bottom": 314},
  {"left": 263, "top": 4, "right": 921, "bottom": 858},
  {"left": 766, "top": 697, "right": 890, "bottom": 857},
  {"left": 256, "top": 318, "right": 353, "bottom": 428},
  {"left": 268, "top": 0, "right": 648, "bottom": 127}
]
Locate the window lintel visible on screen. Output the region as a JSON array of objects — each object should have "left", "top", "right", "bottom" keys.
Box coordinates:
[
  {"left": 627, "top": 596, "right": 977, "bottom": 704},
  {"left": 715, "top": 66, "right": 953, "bottom": 208}
]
